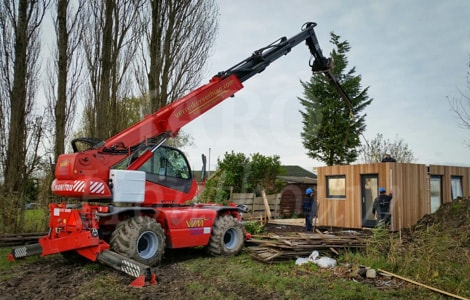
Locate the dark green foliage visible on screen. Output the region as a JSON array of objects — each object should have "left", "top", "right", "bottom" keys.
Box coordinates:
[
  {"left": 243, "top": 221, "right": 265, "bottom": 235},
  {"left": 299, "top": 32, "right": 372, "bottom": 165},
  {"left": 248, "top": 153, "right": 284, "bottom": 194},
  {"left": 216, "top": 151, "right": 251, "bottom": 194},
  {"left": 200, "top": 151, "right": 285, "bottom": 203},
  {"left": 198, "top": 170, "right": 230, "bottom": 204}
]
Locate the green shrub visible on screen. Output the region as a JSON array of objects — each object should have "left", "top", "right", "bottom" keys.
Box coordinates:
[{"left": 244, "top": 221, "right": 264, "bottom": 235}]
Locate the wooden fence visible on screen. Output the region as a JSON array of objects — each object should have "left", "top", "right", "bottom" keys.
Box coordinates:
[{"left": 230, "top": 193, "right": 281, "bottom": 220}]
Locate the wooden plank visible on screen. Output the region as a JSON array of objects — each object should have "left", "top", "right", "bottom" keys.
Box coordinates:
[
  {"left": 261, "top": 189, "right": 272, "bottom": 221},
  {"left": 378, "top": 269, "right": 469, "bottom": 300},
  {"left": 253, "top": 204, "right": 273, "bottom": 211},
  {"left": 274, "top": 194, "right": 280, "bottom": 218},
  {"left": 268, "top": 218, "right": 305, "bottom": 226}
]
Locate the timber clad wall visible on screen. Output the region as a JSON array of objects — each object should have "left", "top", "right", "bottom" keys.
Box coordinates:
[
  {"left": 428, "top": 165, "right": 470, "bottom": 204},
  {"left": 317, "top": 163, "right": 470, "bottom": 231}
]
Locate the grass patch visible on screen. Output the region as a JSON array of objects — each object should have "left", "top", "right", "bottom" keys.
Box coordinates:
[
  {"left": 340, "top": 220, "right": 470, "bottom": 299},
  {"left": 23, "top": 209, "right": 48, "bottom": 233},
  {"left": 179, "top": 251, "right": 437, "bottom": 300},
  {"left": 0, "top": 208, "right": 48, "bottom": 235}
]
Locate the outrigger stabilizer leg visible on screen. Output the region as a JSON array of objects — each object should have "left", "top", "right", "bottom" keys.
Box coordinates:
[
  {"left": 8, "top": 243, "right": 157, "bottom": 287},
  {"left": 96, "top": 250, "right": 157, "bottom": 287}
]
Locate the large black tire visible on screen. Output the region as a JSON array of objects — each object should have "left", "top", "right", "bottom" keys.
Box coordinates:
[
  {"left": 110, "top": 216, "right": 165, "bottom": 266},
  {"left": 207, "top": 214, "right": 244, "bottom": 256}
]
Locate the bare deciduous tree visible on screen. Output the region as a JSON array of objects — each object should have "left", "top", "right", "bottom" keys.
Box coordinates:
[
  {"left": 46, "top": 0, "right": 85, "bottom": 161},
  {"left": 0, "top": 0, "right": 49, "bottom": 232},
  {"left": 449, "top": 59, "right": 470, "bottom": 146},
  {"left": 136, "top": 0, "right": 219, "bottom": 113},
  {"left": 0, "top": 0, "right": 49, "bottom": 194},
  {"left": 45, "top": 0, "right": 85, "bottom": 162},
  {"left": 359, "top": 133, "right": 416, "bottom": 163},
  {"left": 81, "top": 0, "right": 145, "bottom": 139}
]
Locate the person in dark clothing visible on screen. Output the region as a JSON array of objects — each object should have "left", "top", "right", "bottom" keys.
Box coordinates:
[
  {"left": 381, "top": 152, "right": 396, "bottom": 162},
  {"left": 372, "top": 187, "right": 393, "bottom": 226},
  {"left": 303, "top": 188, "right": 317, "bottom": 231}
]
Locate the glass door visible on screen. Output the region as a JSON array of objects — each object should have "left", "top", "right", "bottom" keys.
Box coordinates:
[
  {"left": 361, "top": 174, "right": 378, "bottom": 227},
  {"left": 430, "top": 175, "right": 442, "bottom": 213}
]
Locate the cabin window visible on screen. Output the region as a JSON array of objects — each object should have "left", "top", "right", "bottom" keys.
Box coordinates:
[
  {"left": 451, "top": 176, "right": 463, "bottom": 200},
  {"left": 326, "top": 175, "right": 346, "bottom": 198},
  {"left": 430, "top": 175, "right": 442, "bottom": 213},
  {"left": 140, "top": 146, "right": 191, "bottom": 179}
]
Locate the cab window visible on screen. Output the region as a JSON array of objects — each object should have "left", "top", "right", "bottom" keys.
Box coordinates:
[{"left": 139, "top": 146, "right": 191, "bottom": 179}]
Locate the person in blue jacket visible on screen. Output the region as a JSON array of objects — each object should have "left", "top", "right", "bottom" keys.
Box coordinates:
[{"left": 303, "top": 187, "right": 317, "bottom": 231}]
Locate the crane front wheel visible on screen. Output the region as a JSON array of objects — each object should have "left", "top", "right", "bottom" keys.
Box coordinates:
[
  {"left": 207, "top": 214, "right": 244, "bottom": 256},
  {"left": 110, "top": 216, "right": 165, "bottom": 266}
]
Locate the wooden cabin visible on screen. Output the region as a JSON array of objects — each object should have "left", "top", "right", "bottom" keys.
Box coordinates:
[{"left": 316, "top": 163, "right": 470, "bottom": 231}]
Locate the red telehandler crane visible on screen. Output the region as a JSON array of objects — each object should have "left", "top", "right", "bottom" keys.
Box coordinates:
[{"left": 8, "top": 22, "right": 352, "bottom": 286}]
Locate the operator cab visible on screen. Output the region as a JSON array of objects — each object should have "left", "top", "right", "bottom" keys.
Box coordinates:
[
  {"left": 114, "top": 144, "right": 193, "bottom": 194},
  {"left": 139, "top": 145, "right": 193, "bottom": 193}
]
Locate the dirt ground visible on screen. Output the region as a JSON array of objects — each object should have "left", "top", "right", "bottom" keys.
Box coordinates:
[
  {"left": 0, "top": 248, "right": 410, "bottom": 300},
  {"left": 0, "top": 247, "right": 229, "bottom": 300},
  {"left": 1, "top": 197, "right": 469, "bottom": 299},
  {"left": 0, "top": 226, "right": 391, "bottom": 300}
]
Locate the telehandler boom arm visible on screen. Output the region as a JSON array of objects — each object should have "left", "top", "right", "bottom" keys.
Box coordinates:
[{"left": 106, "top": 22, "right": 353, "bottom": 171}]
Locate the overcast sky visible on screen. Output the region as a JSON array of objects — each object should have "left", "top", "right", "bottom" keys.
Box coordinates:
[{"left": 181, "top": 1, "right": 470, "bottom": 172}]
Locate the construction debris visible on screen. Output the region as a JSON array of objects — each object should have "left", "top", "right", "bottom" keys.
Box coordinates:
[
  {"left": 245, "top": 230, "right": 367, "bottom": 263},
  {"left": 294, "top": 250, "right": 337, "bottom": 268}
]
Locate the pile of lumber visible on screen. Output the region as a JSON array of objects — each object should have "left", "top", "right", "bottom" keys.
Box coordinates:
[{"left": 246, "top": 230, "right": 367, "bottom": 263}]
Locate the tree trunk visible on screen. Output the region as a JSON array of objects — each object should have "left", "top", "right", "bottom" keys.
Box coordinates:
[
  {"left": 96, "top": 0, "right": 114, "bottom": 139},
  {"left": 4, "top": 0, "right": 28, "bottom": 193},
  {"left": 54, "top": 0, "right": 68, "bottom": 162},
  {"left": 148, "top": 0, "right": 163, "bottom": 112}
]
